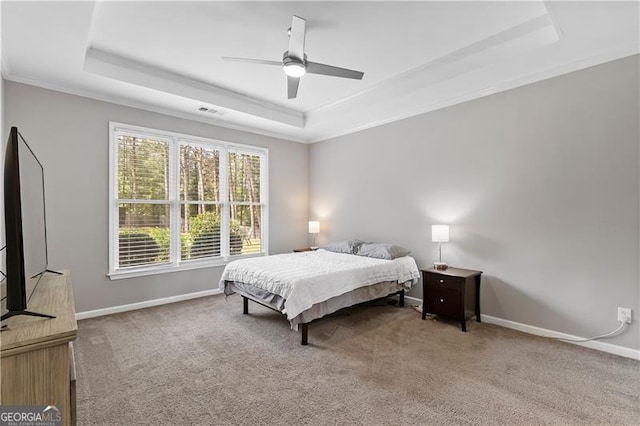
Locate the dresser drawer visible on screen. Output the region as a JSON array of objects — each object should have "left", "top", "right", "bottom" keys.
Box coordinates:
[
  {"left": 424, "top": 273, "right": 463, "bottom": 290},
  {"left": 425, "top": 287, "right": 461, "bottom": 318}
]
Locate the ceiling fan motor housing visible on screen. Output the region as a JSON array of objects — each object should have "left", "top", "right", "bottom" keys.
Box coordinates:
[
  {"left": 283, "top": 51, "right": 307, "bottom": 66},
  {"left": 283, "top": 51, "right": 307, "bottom": 77}
]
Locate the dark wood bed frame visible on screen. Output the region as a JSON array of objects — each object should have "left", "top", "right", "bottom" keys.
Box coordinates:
[{"left": 241, "top": 289, "right": 405, "bottom": 345}]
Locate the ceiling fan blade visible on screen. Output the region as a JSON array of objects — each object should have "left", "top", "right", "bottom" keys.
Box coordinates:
[
  {"left": 288, "top": 15, "right": 306, "bottom": 60},
  {"left": 287, "top": 75, "right": 300, "bottom": 99},
  {"left": 306, "top": 61, "right": 364, "bottom": 80},
  {"left": 221, "top": 57, "right": 282, "bottom": 66}
]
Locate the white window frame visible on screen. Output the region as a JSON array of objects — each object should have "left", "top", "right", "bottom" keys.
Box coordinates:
[{"left": 108, "top": 122, "right": 269, "bottom": 280}]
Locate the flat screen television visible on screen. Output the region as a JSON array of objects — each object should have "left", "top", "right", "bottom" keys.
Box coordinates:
[{"left": 1, "top": 126, "right": 58, "bottom": 323}]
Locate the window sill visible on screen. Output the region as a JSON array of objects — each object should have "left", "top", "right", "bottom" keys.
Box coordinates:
[{"left": 107, "top": 253, "right": 266, "bottom": 280}]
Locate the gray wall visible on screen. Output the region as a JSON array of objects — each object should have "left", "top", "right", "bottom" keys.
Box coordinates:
[
  {"left": 3, "top": 81, "right": 309, "bottom": 312},
  {"left": 4, "top": 57, "right": 639, "bottom": 350},
  {"left": 310, "top": 55, "right": 639, "bottom": 350}
]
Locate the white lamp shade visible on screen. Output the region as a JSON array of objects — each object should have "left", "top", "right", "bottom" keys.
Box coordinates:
[
  {"left": 432, "top": 225, "right": 450, "bottom": 242},
  {"left": 308, "top": 221, "right": 320, "bottom": 234}
]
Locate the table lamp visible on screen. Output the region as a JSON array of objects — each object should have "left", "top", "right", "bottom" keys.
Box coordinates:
[
  {"left": 432, "top": 225, "right": 449, "bottom": 270},
  {"left": 308, "top": 221, "right": 320, "bottom": 249}
]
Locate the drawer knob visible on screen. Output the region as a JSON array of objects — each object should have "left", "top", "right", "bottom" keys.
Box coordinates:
[{"left": 439, "top": 279, "right": 444, "bottom": 283}]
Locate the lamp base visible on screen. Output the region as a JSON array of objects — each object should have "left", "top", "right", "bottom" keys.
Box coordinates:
[{"left": 434, "top": 262, "right": 448, "bottom": 271}]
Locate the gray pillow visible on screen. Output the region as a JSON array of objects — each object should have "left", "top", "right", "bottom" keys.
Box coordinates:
[
  {"left": 322, "top": 240, "right": 365, "bottom": 255},
  {"left": 356, "top": 243, "right": 411, "bottom": 260}
]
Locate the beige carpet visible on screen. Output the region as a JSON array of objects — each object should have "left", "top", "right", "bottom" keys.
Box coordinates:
[{"left": 75, "top": 294, "right": 639, "bottom": 425}]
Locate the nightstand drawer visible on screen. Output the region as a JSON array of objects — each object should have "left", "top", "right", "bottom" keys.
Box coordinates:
[
  {"left": 425, "top": 287, "right": 461, "bottom": 317},
  {"left": 424, "top": 273, "right": 463, "bottom": 290}
]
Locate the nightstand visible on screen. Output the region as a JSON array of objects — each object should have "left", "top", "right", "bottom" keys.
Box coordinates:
[
  {"left": 293, "top": 247, "right": 318, "bottom": 253},
  {"left": 421, "top": 267, "right": 482, "bottom": 332}
]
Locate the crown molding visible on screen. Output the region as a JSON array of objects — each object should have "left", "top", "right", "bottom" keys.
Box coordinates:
[
  {"left": 305, "top": 12, "right": 560, "bottom": 140},
  {"left": 2, "top": 71, "right": 308, "bottom": 144},
  {"left": 308, "top": 42, "right": 639, "bottom": 143},
  {"left": 84, "top": 47, "right": 305, "bottom": 128},
  {"left": 6, "top": 40, "right": 637, "bottom": 146},
  {"left": 7, "top": 41, "right": 637, "bottom": 146},
  {"left": 308, "top": 13, "right": 558, "bottom": 119}
]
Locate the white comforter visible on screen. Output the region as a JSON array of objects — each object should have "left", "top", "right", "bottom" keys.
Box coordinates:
[{"left": 219, "top": 249, "right": 420, "bottom": 320}]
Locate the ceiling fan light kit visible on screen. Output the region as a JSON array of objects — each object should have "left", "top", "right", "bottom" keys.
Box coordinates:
[
  {"left": 283, "top": 54, "right": 306, "bottom": 77},
  {"left": 222, "top": 15, "right": 364, "bottom": 99}
]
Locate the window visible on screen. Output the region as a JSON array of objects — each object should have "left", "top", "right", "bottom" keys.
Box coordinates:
[{"left": 109, "top": 122, "right": 268, "bottom": 279}]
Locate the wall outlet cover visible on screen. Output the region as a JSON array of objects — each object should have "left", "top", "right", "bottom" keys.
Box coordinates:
[{"left": 617, "top": 307, "right": 632, "bottom": 324}]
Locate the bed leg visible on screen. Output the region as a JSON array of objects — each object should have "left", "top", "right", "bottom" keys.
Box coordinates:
[
  {"left": 399, "top": 290, "right": 405, "bottom": 307},
  {"left": 243, "top": 296, "right": 249, "bottom": 314},
  {"left": 301, "top": 323, "right": 308, "bottom": 346}
]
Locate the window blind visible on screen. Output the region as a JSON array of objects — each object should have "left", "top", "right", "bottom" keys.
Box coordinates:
[
  {"left": 179, "top": 143, "right": 223, "bottom": 260},
  {"left": 228, "top": 150, "right": 263, "bottom": 255},
  {"left": 116, "top": 135, "right": 171, "bottom": 268},
  {"left": 109, "top": 122, "right": 268, "bottom": 278}
]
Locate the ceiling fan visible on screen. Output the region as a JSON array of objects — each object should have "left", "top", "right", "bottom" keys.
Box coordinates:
[{"left": 222, "top": 15, "right": 364, "bottom": 99}]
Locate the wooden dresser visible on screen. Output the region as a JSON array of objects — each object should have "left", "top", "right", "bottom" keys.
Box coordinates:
[{"left": 0, "top": 270, "right": 77, "bottom": 425}]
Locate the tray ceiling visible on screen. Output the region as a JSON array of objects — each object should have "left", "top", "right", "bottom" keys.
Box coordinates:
[{"left": 2, "top": 1, "right": 638, "bottom": 143}]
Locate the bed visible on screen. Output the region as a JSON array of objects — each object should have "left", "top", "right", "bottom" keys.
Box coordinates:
[{"left": 219, "top": 247, "right": 420, "bottom": 345}]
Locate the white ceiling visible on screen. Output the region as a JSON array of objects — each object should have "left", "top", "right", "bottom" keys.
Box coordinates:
[{"left": 1, "top": 1, "right": 638, "bottom": 143}]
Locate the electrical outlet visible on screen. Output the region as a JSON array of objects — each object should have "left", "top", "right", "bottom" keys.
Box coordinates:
[{"left": 617, "top": 307, "right": 632, "bottom": 324}]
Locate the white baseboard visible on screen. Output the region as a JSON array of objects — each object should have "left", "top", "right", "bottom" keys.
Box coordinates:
[
  {"left": 404, "top": 295, "right": 422, "bottom": 304},
  {"left": 76, "top": 292, "right": 639, "bottom": 360},
  {"left": 403, "top": 295, "right": 639, "bottom": 360},
  {"left": 75, "top": 288, "right": 222, "bottom": 320},
  {"left": 481, "top": 314, "right": 639, "bottom": 360}
]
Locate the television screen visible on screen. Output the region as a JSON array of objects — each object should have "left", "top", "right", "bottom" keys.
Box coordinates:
[
  {"left": 18, "top": 132, "right": 48, "bottom": 289},
  {"left": 1, "top": 127, "right": 49, "bottom": 319}
]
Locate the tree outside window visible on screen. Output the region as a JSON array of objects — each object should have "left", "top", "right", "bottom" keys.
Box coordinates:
[{"left": 110, "top": 124, "right": 267, "bottom": 275}]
